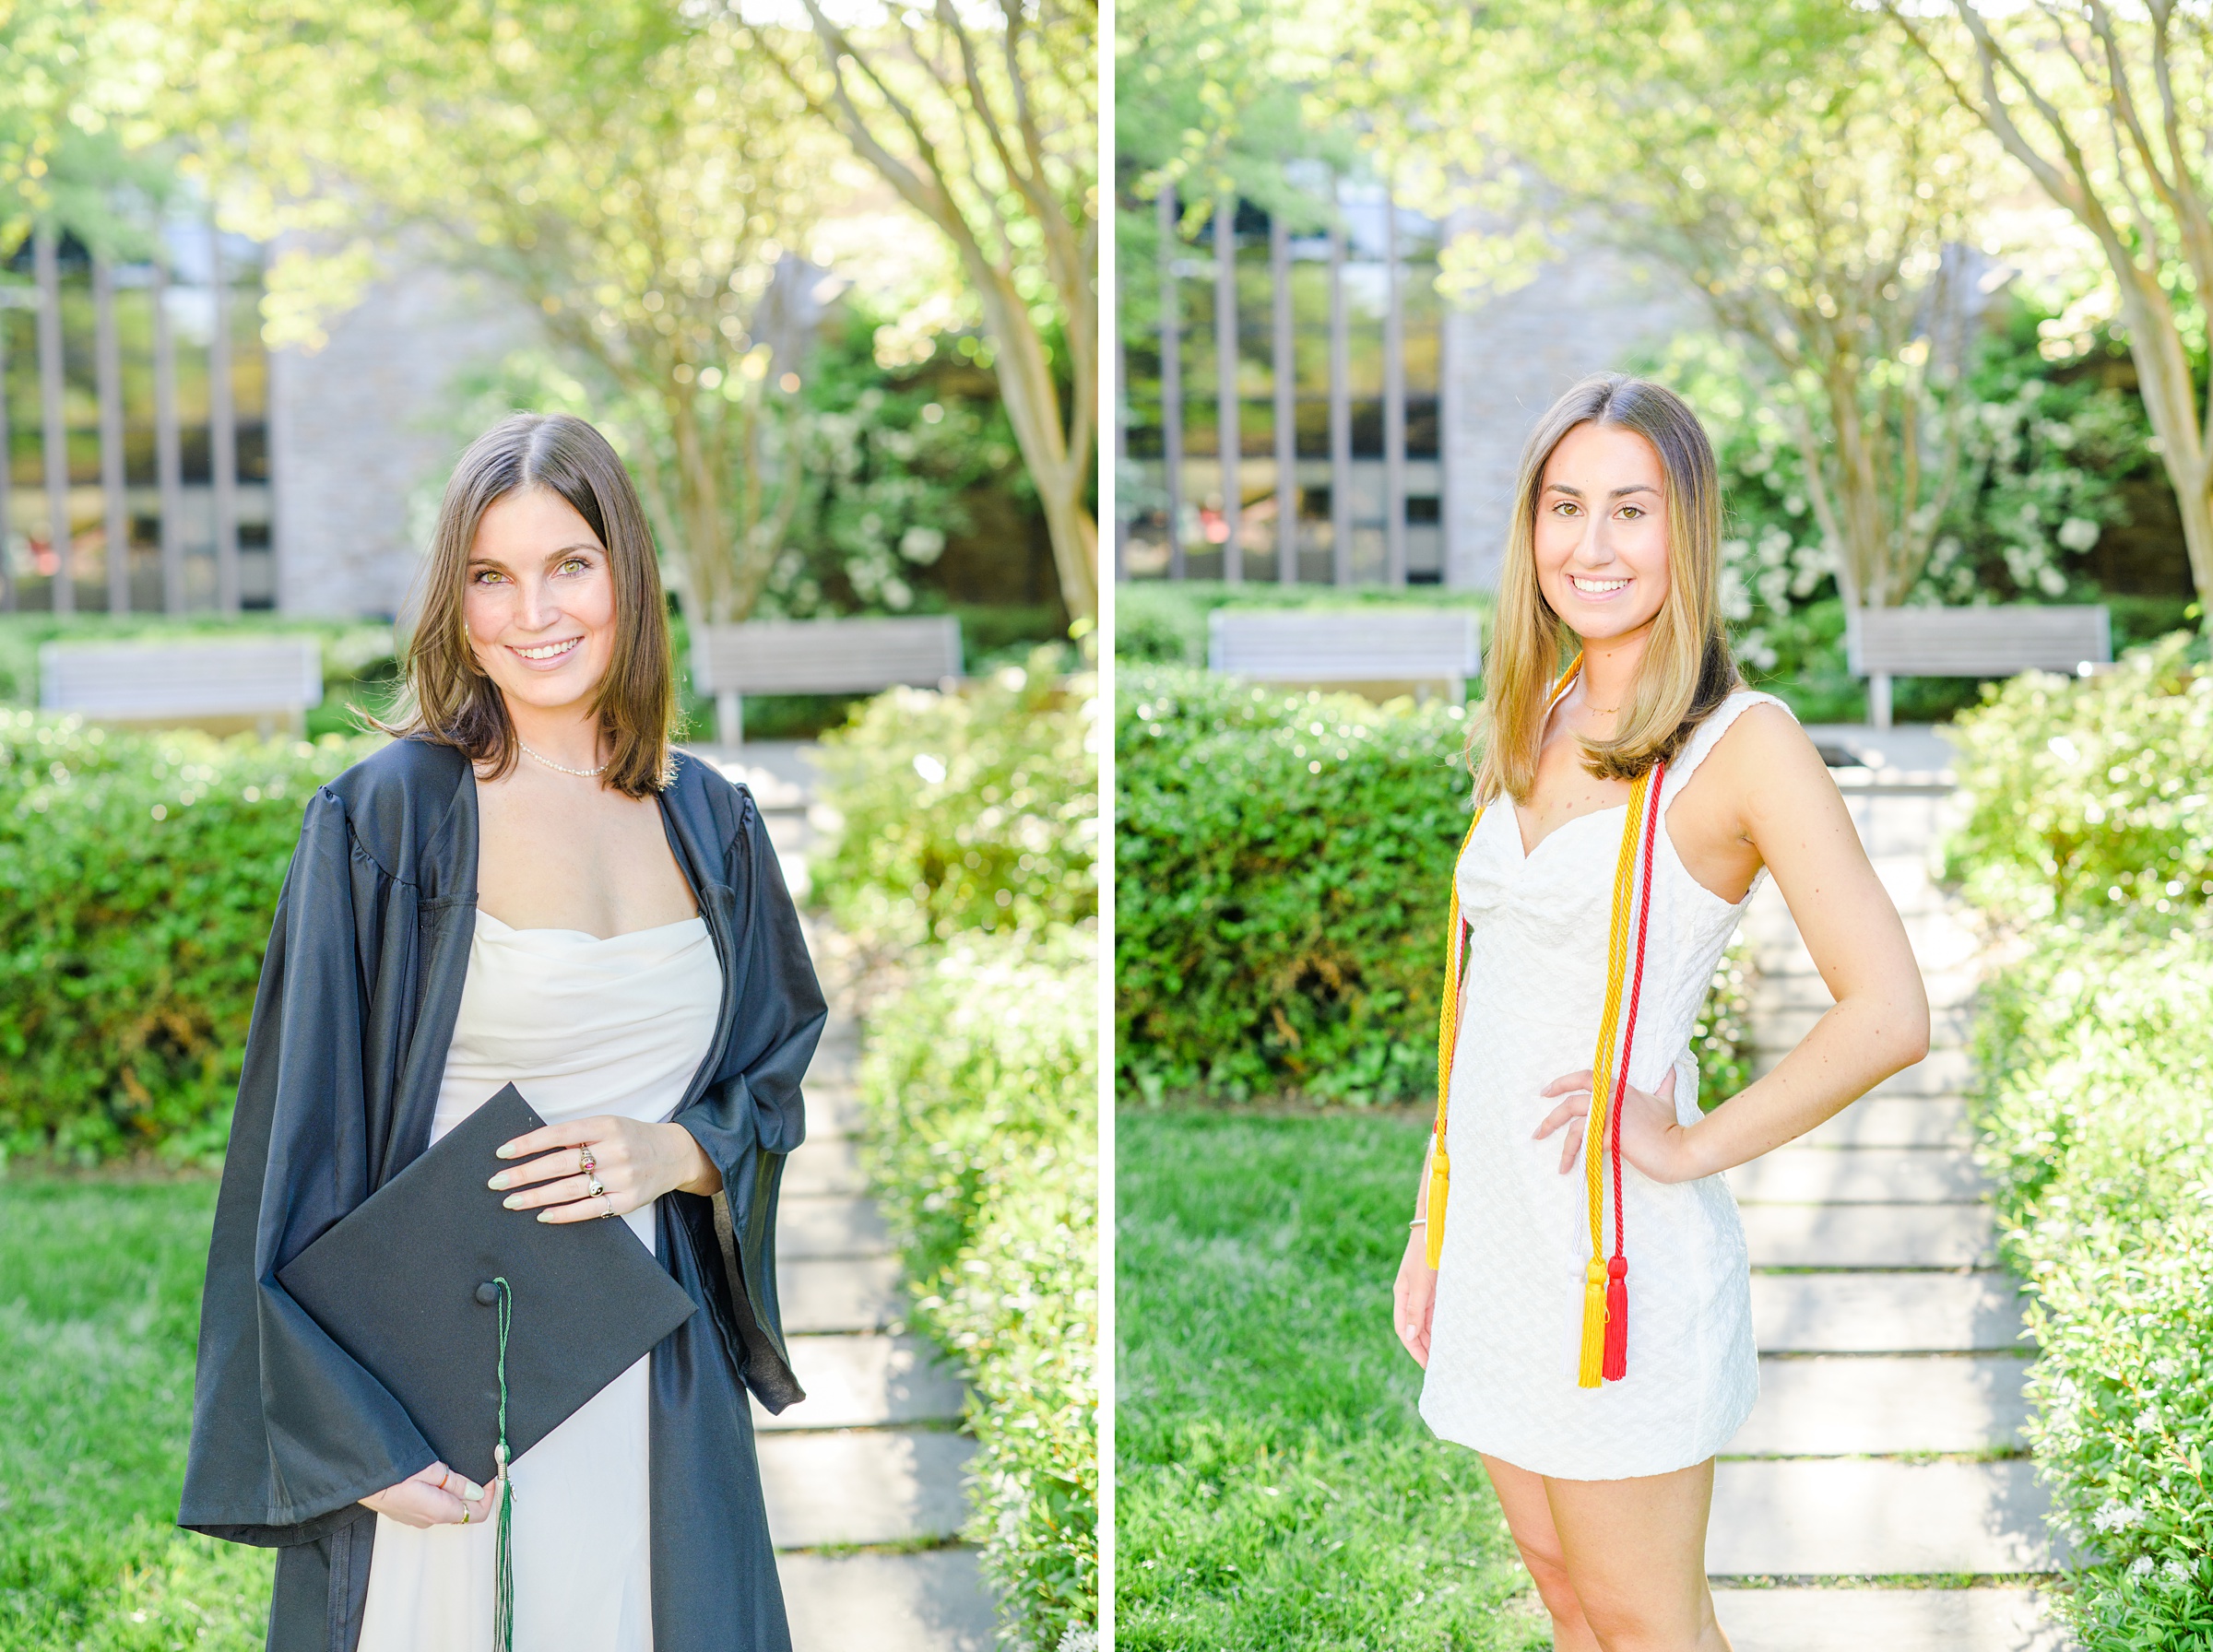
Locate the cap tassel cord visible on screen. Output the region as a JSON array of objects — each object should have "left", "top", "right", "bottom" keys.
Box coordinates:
[
  {"left": 1604, "top": 759, "right": 1663, "bottom": 1383},
  {"left": 1427, "top": 658, "right": 1582, "bottom": 1271},
  {"left": 1577, "top": 769, "right": 1647, "bottom": 1388},
  {"left": 492, "top": 1276, "right": 516, "bottom": 1652}
]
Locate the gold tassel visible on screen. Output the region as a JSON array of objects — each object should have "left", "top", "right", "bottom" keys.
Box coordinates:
[
  {"left": 1577, "top": 1256, "right": 1608, "bottom": 1388},
  {"left": 1426, "top": 1145, "right": 1450, "bottom": 1270}
]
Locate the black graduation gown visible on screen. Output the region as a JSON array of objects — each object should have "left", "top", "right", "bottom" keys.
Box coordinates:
[{"left": 178, "top": 735, "right": 826, "bottom": 1652}]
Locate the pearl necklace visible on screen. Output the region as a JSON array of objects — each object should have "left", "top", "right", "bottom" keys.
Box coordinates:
[{"left": 517, "top": 740, "right": 609, "bottom": 778}]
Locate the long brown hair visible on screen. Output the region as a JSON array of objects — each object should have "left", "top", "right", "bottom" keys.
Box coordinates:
[
  {"left": 1471, "top": 373, "right": 1736, "bottom": 804},
  {"left": 376, "top": 413, "right": 676, "bottom": 797}
]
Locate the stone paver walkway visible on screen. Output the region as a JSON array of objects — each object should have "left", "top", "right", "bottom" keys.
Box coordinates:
[
  {"left": 706, "top": 745, "right": 997, "bottom": 1652},
  {"left": 1707, "top": 728, "right": 2073, "bottom": 1651}
]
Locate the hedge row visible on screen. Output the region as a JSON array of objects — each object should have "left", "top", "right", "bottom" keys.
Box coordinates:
[
  {"left": 1116, "top": 666, "right": 1755, "bottom": 1107},
  {"left": 810, "top": 663, "right": 1100, "bottom": 1648},
  {"left": 1948, "top": 643, "right": 2213, "bottom": 1643},
  {"left": 856, "top": 932, "right": 1097, "bottom": 1650},
  {"left": 0, "top": 714, "right": 375, "bottom": 1162}
]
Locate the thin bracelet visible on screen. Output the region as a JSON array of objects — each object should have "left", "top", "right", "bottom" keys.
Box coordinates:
[{"left": 1408, "top": 1217, "right": 1427, "bottom": 1228}]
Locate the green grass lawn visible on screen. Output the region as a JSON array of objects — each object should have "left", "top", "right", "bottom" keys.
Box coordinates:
[
  {"left": 0, "top": 1176, "right": 272, "bottom": 1650},
  {"left": 1117, "top": 1109, "right": 1547, "bottom": 1652}
]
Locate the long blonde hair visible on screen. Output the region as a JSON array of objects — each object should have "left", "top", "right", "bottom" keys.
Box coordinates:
[{"left": 1471, "top": 373, "right": 1736, "bottom": 804}]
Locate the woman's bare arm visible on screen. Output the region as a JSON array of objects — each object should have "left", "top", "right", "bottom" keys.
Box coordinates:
[{"left": 1672, "top": 706, "right": 1930, "bottom": 1176}]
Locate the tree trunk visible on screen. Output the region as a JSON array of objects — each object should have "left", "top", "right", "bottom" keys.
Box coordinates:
[
  {"left": 2112, "top": 273, "right": 2213, "bottom": 619},
  {"left": 965, "top": 256, "right": 1097, "bottom": 624}
]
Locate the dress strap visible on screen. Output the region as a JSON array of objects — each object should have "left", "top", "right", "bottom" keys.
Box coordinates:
[{"left": 1660, "top": 690, "right": 1795, "bottom": 808}]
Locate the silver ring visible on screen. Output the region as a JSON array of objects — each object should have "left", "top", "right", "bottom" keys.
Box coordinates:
[
  {"left": 599, "top": 1193, "right": 615, "bottom": 1220},
  {"left": 586, "top": 1174, "right": 606, "bottom": 1198}
]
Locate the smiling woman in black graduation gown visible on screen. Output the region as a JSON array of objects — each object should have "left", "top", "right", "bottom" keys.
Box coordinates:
[{"left": 179, "top": 413, "right": 825, "bottom": 1652}]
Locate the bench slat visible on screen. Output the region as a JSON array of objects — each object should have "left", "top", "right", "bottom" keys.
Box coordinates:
[
  {"left": 692, "top": 616, "right": 963, "bottom": 695},
  {"left": 39, "top": 640, "right": 324, "bottom": 718},
  {"left": 1209, "top": 609, "right": 1480, "bottom": 680},
  {"left": 1846, "top": 606, "right": 2111, "bottom": 677}
]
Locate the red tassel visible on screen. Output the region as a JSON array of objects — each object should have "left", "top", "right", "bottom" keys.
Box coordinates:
[{"left": 1603, "top": 1254, "right": 1628, "bottom": 1381}]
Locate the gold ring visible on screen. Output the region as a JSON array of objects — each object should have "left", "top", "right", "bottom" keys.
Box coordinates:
[
  {"left": 460, "top": 1506, "right": 471, "bottom": 1525},
  {"left": 579, "top": 1145, "right": 597, "bottom": 1175}
]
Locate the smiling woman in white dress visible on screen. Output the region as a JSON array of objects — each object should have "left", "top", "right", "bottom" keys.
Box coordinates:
[{"left": 1391, "top": 376, "right": 1930, "bottom": 1652}]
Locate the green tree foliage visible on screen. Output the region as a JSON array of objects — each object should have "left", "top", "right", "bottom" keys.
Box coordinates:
[
  {"left": 160, "top": 0, "right": 834, "bottom": 628},
  {"left": 1887, "top": 0, "right": 2213, "bottom": 620},
  {"left": 1383, "top": 0, "right": 1997, "bottom": 612},
  {"left": 751, "top": 0, "right": 1100, "bottom": 624}
]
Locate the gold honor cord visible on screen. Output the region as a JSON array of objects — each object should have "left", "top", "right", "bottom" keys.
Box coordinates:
[
  {"left": 1577, "top": 771, "right": 1651, "bottom": 1388},
  {"left": 1426, "top": 658, "right": 1582, "bottom": 1271}
]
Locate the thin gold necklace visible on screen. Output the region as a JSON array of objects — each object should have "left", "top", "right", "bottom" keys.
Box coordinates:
[{"left": 517, "top": 740, "right": 609, "bottom": 778}]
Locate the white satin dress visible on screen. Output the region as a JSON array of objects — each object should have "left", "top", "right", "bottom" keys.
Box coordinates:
[
  {"left": 357, "top": 908, "right": 722, "bottom": 1652},
  {"left": 1418, "top": 692, "right": 1784, "bottom": 1480}
]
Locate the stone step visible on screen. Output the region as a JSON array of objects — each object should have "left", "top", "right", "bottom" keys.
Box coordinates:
[
  {"left": 1752, "top": 1049, "right": 1974, "bottom": 1098},
  {"left": 757, "top": 1334, "right": 968, "bottom": 1432},
  {"left": 1725, "top": 1354, "right": 2029, "bottom": 1457},
  {"left": 1751, "top": 1271, "right": 2027, "bottom": 1353},
  {"left": 1710, "top": 1587, "right": 2076, "bottom": 1651},
  {"left": 761, "top": 1429, "right": 975, "bottom": 1549},
  {"left": 779, "top": 1256, "right": 907, "bottom": 1334},
  {"left": 780, "top": 1549, "right": 996, "bottom": 1652},
  {"left": 805, "top": 1083, "right": 868, "bottom": 1140},
  {"left": 1742, "top": 1204, "right": 1995, "bottom": 1268},
  {"left": 1730, "top": 1146, "right": 1987, "bottom": 1205},
  {"left": 1708, "top": 1458, "right": 2063, "bottom": 1575},
  {"left": 781, "top": 1196, "right": 893, "bottom": 1260},
  {"left": 1752, "top": 1004, "right": 1973, "bottom": 1055},
  {"left": 1800, "top": 1099, "right": 1972, "bottom": 1150},
  {"left": 786, "top": 1136, "right": 868, "bottom": 1198}
]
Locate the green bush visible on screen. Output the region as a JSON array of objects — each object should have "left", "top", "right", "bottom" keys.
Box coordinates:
[
  {"left": 0, "top": 714, "right": 377, "bottom": 1162},
  {"left": 1116, "top": 665, "right": 1476, "bottom": 1103},
  {"left": 858, "top": 930, "right": 1098, "bottom": 1649},
  {"left": 1945, "top": 636, "right": 2213, "bottom": 925},
  {"left": 1970, "top": 920, "right": 2213, "bottom": 1644},
  {"left": 808, "top": 648, "right": 1097, "bottom": 946}
]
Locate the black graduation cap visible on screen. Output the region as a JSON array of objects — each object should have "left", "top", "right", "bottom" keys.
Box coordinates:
[{"left": 278, "top": 1083, "right": 698, "bottom": 1489}]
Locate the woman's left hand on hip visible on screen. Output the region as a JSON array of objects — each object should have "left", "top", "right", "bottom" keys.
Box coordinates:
[
  {"left": 1533, "top": 1068, "right": 1702, "bottom": 1185},
  {"left": 490, "top": 1115, "right": 721, "bottom": 1221}
]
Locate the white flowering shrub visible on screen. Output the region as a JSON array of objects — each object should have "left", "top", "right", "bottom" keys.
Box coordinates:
[{"left": 1646, "top": 306, "right": 2159, "bottom": 719}]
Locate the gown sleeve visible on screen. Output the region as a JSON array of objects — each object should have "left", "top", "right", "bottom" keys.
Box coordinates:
[
  {"left": 178, "top": 788, "right": 437, "bottom": 1547},
  {"left": 670, "top": 787, "right": 827, "bottom": 1411}
]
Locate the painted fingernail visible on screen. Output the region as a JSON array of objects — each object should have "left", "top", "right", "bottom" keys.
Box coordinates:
[
  {"left": 462, "top": 1481, "right": 483, "bottom": 1501},
  {"left": 537, "top": 1210, "right": 554, "bottom": 1222},
  {"left": 496, "top": 1143, "right": 518, "bottom": 1159},
  {"left": 503, "top": 1196, "right": 523, "bottom": 1210},
  {"left": 488, "top": 1174, "right": 508, "bottom": 1190}
]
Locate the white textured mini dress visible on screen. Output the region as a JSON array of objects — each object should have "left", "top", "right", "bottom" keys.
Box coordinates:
[
  {"left": 358, "top": 908, "right": 723, "bottom": 1652},
  {"left": 1418, "top": 690, "right": 1787, "bottom": 1481}
]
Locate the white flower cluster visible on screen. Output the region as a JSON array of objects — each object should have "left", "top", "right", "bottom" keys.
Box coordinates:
[{"left": 2092, "top": 1499, "right": 2146, "bottom": 1533}]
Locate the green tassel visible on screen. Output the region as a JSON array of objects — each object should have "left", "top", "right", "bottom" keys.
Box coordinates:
[{"left": 492, "top": 1277, "right": 515, "bottom": 1652}]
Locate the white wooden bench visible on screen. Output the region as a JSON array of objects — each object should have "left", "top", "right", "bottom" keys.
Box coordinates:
[
  {"left": 38, "top": 637, "right": 324, "bottom": 735},
  {"left": 1846, "top": 605, "right": 2112, "bottom": 728},
  {"left": 691, "top": 615, "right": 964, "bottom": 744},
  {"left": 1208, "top": 608, "right": 1483, "bottom": 702}
]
